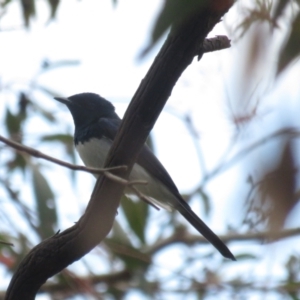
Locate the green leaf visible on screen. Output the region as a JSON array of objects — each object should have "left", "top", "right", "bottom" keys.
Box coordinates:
[
  {"left": 31, "top": 164, "right": 57, "bottom": 239},
  {"left": 21, "top": 0, "right": 36, "bottom": 27},
  {"left": 106, "top": 221, "right": 151, "bottom": 270},
  {"left": 47, "top": 0, "right": 60, "bottom": 18},
  {"left": 40, "top": 133, "right": 73, "bottom": 144},
  {"left": 232, "top": 253, "right": 257, "bottom": 261},
  {"left": 109, "top": 219, "right": 133, "bottom": 247},
  {"left": 31, "top": 101, "right": 56, "bottom": 122},
  {"left": 7, "top": 153, "right": 27, "bottom": 173},
  {"left": 141, "top": 0, "right": 207, "bottom": 56},
  {"left": 105, "top": 238, "right": 151, "bottom": 270},
  {"left": 121, "top": 195, "right": 148, "bottom": 244},
  {"left": 40, "top": 133, "right": 76, "bottom": 173},
  {"left": 199, "top": 189, "right": 211, "bottom": 216},
  {"left": 5, "top": 108, "right": 21, "bottom": 137},
  {"left": 273, "top": 0, "right": 291, "bottom": 25},
  {"left": 38, "top": 60, "right": 80, "bottom": 74},
  {"left": 277, "top": 12, "right": 300, "bottom": 74}
]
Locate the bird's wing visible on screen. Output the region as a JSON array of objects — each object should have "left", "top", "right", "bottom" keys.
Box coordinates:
[
  {"left": 136, "top": 145, "right": 181, "bottom": 197},
  {"left": 97, "top": 118, "right": 235, "bottom": 260},
  {"left": 97, "top": 118, "right": 181, "bottom": 197}
]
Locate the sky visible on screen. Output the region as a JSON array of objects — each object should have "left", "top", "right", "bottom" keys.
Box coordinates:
[{"left": 1, "top": 0, "right": 300, "bottom": 299}]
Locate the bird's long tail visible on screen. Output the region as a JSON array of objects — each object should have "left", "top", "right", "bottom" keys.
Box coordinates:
[{"left": 176, "top": 201, "right": 236, "bottom": 260}]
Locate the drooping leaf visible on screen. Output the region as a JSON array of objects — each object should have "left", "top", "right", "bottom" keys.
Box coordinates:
[
  {"left": 40, "top": 133, "right": 73, "bottom": 145},
  {"left": 141, "top": 0, "right": 207, "bottom": 56},
  {"left": 121, "top": 195, "right": 148, "bottom": 244},
  {"left": 7, "top": 153, "right": 27, "bottom": 173},
  {"left": 5, "top": 108, "right": 21, "bottom": 138},
  {"left": 39, "top": 60, "right": 80, "bottom": 73},
  {"left": 31, "top": 163, "right": 57, "bottom": 239},
  {"left": 47, "top": 0, "right": 60, "bottom": 18},
  {"left": 273, "top": 0, "right": 291, "bottom": 25},
  {"left": 109, "top": 219, "right": 133, "bottom": 247},
  {"left": 20, "top": 0, "right": 36, "bottom": 27},
  {"left": 232, "top": 253, "right": 257, "bottom": 261},
  {"left": 106, "top": 221, "right": 150, "bottom": 270},
  {"left": 277, "top": 11, "right": 300, "bottom": 74},
  {"left": 40, "top": 133, "right": 76, "bottom": 171},
  {"left": 199, "top": 189, "right": 211, "bottom": 216},
  {"left": 105, "top": 238, "right": 151, "bottom": 271},
  {"left": 18, "top": 92, "right": 30, "bottom": 118},
  {"left": 31, "top": 100, "right": 56, "bottom": 122}
]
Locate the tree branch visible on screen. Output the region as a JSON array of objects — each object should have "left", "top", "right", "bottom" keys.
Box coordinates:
[{"left": 198, "top": 35, "right": 231, "bottom": 59}]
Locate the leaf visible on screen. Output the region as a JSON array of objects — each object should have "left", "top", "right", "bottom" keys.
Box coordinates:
[
  {"left": 31, "top": 101, "right": 56, "bottom": 122},
  {"left": 18, "top": 92, "right": 30, "bottom": 117},
  {"left": 47, "top": 0, "right": 60, "bottom": 18},
  {"left": 109, "top": 219, "right": 132, "bottom": 247},
  {"left": 140, "top": 0, "right": 207, "bottom": 57},
  {"left": 31, "top": 164, "right": 57, "bottom": 239},
  {"left": 199, "top": 189, "right": 211, "bottom": 216},
  {"left": 121, "top": 195, "right": 148, "bottom": 244},
  {"left": 277, "top": 12, "right": 300, "bottom": 74},
  {"left": 7, "top": 153, "right": 27, "bottom": 173},
  {"left": 111, "top": 0, "right": 118, "bottom": 7},
  {"left": 40, "top": 133, "right": 76, "bottom": 173},
  {"left": 40, "top": 133, "right": 73, "bottom": 144},
  {"left": 5, "top": 108, "right": 21, "bottom": 137},
  {"left": 106, "top": 221, "right": 151, "bottom": 270},
  {"left": 255, "top": 141, "right": 297, "bottom": 233},
  {"left": 232, "top": 253, "right": 257, "bottom": 261},
  {"left": 273, "top": 0, "right": 291, "bottom": 25},
  {"left": 105, "top": 238, "right": 151, "bottom": 270},
  {"left": 38, "top": 60, "right": 80, "bottom": 73},
  {"left": 20, "top": 0, "right": 36, "bottom": 27}
]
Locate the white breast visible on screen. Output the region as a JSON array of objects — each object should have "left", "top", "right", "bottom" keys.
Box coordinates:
[
  {"left": 76, "top": 138, "right": 111, "bottom": 171},
  {"left": 76, "top": 138, "right": 177, "bottom": 211}
]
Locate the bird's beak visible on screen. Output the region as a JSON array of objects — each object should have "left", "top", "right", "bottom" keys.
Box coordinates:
[{"left": 54, "top": 97, "right": 70, "bottom": 105}]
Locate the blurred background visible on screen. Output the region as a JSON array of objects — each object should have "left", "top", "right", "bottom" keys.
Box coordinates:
[{"left": 1, "top": 0, "right": 300, "bottom": 299}]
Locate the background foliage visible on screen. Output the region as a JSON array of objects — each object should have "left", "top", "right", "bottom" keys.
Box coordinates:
[{"left": 1, "top": 0, "right": 300, "bottom": 299}]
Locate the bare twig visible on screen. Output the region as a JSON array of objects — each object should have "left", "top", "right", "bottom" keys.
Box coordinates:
[
  {"left": 0, "top": 241, "right": 14, "bottom": 246},
  {"left": 198, "top": 35, "right": 231, "bottom": 60},
  {"left": 146, "top": 227, "right": 300, "bottom": 254},
  {"left": 202, "top": 35, "right": 231, "bottom": 53},
  {"left": 0, "top": 135, "right": 152, "bottom": 201},
  {"left": 0, "top": 135, "right": 127, "bottom": 175}
]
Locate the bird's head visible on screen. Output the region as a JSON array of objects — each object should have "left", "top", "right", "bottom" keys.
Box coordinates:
[{"left": 54, "top": 93, "right": 116, "bottom": 128}]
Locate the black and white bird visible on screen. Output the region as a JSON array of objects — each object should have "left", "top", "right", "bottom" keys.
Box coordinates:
[{"left": 54, "top": 93, "right": 235, "bottom": 260}]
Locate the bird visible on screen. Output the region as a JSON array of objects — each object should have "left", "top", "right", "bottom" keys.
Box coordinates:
[{"left": 54, "top": 93, "right": 235, "bottom": 260}]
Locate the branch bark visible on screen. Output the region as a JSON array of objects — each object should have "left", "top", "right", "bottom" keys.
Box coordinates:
[{"left": 5, "top": 1, "right": 233, "bottom": 299}]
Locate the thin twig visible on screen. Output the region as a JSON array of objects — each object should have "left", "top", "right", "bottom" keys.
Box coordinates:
[
  {"left": 0, "top": 135, "right": 154, "bottom": 202},
  {"left": 0, "top": 135, "right": 127, "bottom": 175},
  {"left": 198, "top": 35, "right": 231, "bottom": 60},
  {"left": 202, "top": 35, "right": 231, "bottom": 53},
  {"left": 146, "top": 227, "right": 300, "bottom": 254},
  {"left": 0, "top": 241, "right": 14, "bottom": 246}
]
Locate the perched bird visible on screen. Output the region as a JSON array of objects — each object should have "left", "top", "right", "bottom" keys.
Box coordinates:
[{"left": 54, "top": 93, "right": 235, "bottom": 260}]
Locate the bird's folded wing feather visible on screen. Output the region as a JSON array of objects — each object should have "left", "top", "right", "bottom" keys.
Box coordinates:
[{"left": 97, "top": 118, "right": 182, "bottom": 198}]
